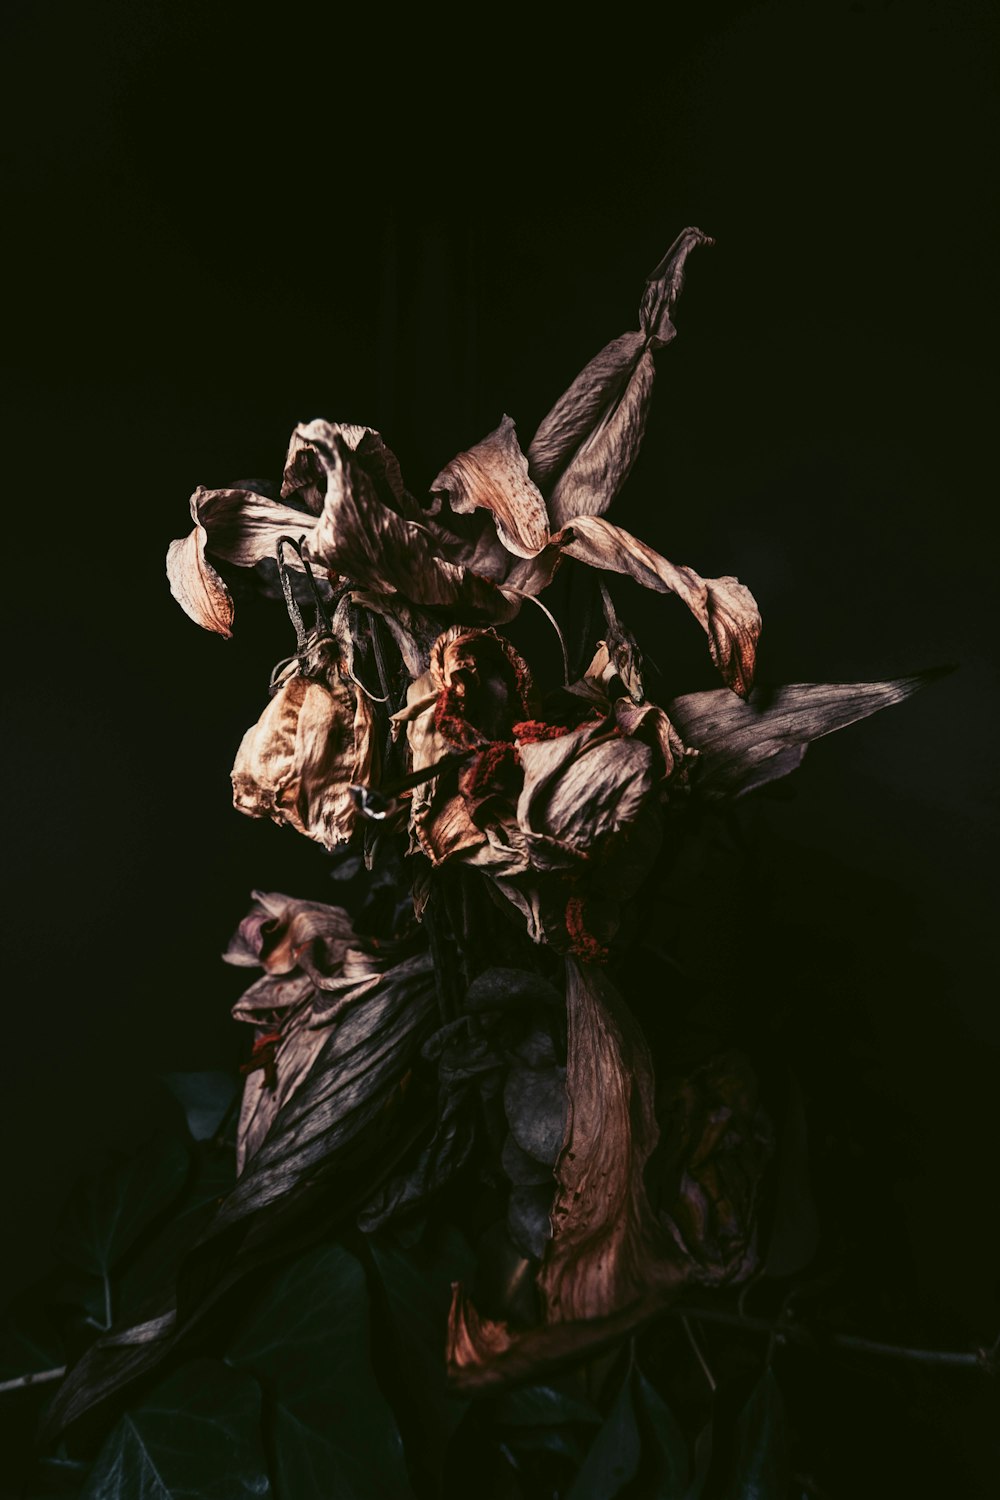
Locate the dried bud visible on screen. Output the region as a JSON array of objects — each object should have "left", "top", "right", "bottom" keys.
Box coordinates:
[{"left": 231, "top": 636, "right": 376, "bottom": 851}]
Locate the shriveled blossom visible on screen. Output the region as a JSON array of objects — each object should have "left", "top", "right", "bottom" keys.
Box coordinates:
[{"left": 41, "top": 229, "right": 938, "bottom": 1445}]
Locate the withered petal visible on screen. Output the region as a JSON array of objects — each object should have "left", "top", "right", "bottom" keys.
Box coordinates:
[
  {"left": 166, "top": 485, "right": 318, "bottom": 636},
  {"left": 527, "top": 229, "right": 714, "bottom": 529},
  {"left": 556, "top": 515, "right": 760, "bottom": 698},
  {"left": 667, "top": 672, "right": 940, "bottom": 799},
  {"left": 431, "top": 416, "right": 551, "bottom": 559}
]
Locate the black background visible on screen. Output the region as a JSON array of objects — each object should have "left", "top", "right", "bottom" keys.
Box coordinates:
[{"left": 3, "top": 0, "right": 998, "bottom": 1492}]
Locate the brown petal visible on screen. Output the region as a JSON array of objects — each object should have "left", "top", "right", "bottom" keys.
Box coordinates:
[
  {"left": 516, "top": 722, "right": 654, "bottom": 859},
  {"left": 231, "top": 638, "right": 376, "bottom": 850},
  {"left": 447, "top": 960, "right": 686, "bottom": 1390},
  {"left": 431, "top": 416, "right": 551, "bottom": 559},
  {"left": 310, "top": 435, "right": 517, "bottom": 620},
  {"left": 667, "top": 672, "right": 940, "bottom": 799},
  {"left": 527, "top": 229, "right": 714, "bottom": 529},
  {"left": 557, "top": 515, "right": 760, "bottom": 698},
  {"left": 166, "top": 486, "right": 317, "bottom": 636}
]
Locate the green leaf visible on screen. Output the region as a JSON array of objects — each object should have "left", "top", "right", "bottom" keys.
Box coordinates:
[
  {"left": 721, "top": 1368, "right": 788, "bottom": 1500},
  {"left": 566, "top": 1363, "right": 641, "bottom": 1500},
  {"left": 79, "top": 1358, "right": 270, "bottom": 1499},
  {"left": 225, "top": 1243, "right": 414, "bottom": 1500},
  {"left": 633, "top": 1369, "right": 690, "bottom": 1498},
  {"left": 53, "top": 1135, "right": 190, "bottom": 1329},
  {"left": 492, "top": 1383, "right": 601, "bottom": 1429},
  {"left": 162, "top": 1073, "right": 238, "bottom": 1142},
  {"left": 0, "top": 1296, "right": 66, "bottom": 1383},
  {"left": 368, "top": 1224, "right": 474, "bottom": 1475}
]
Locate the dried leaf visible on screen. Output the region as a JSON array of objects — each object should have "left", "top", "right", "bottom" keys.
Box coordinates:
[
  {"left": 516, "top": 717, "right": 655, "bottom": 863},
  {"left": 558, "top": 515, "right": 760, "bottom": 698},
  {"left": 528, "top": 229, "right": 714, "bottom": 528},
  {"left": 431, "top": 415, "right": 551, "bottom": 559},
  {"left": 667, "top": 672, "right": 939, "bottom": 799},
  {"left": 231, "top": 636, "right": 376, "bottom": 851}
]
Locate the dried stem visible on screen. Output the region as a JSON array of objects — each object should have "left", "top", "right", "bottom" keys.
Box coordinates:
[
  {"left": 0, "top": 1366, "right": 67, "bottom": 1395},
  {"left": 669, "top": 1303, "right": 999, "bottom": 1373}
]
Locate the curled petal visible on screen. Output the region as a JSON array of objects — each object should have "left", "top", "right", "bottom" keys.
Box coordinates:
[
  {"left": 557, "top": 515, "right": 760, "bottom": 698},
  {"left": 166, "top": 486, "right": 317, "bottom": 636},
  {"left": 431, "top": 415, "right": 551, "bottom": 559},
  {"left": 231, "top": 638, "right": 376, "bottom": 851},
  {"left": 310, "top": 435, "right": 517, "bottom": 619}
]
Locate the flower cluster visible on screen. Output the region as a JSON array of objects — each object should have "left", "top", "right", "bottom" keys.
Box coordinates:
[{"left": 160, "top": 230, "right": 926, "bottom": 1389}]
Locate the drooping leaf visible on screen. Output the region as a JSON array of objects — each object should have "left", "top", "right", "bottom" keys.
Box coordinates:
[
  {"left": 225, "top": 1244, "right": 414, "bottom": 1500},
  {"left": 720, "top": 1367, "right": 788, "bottom": 1500},
  {"left": 491, "top": 1383, "right": 601, "bottom": 1430},
  {"left": 528, "top": 229, "right": 714, "bottom": 528},
  {"left": 212, "top": 952, "right": 437, "bottom": 1233},
  {"left": 667, "top": 673, "right": 940, "bottom": 800},
  {"left": 162, "top": 1074, "right": 238, "bottom": 1143},
  {"left": 79, "top": 1358, "right": 270, "bottom": 1500}
]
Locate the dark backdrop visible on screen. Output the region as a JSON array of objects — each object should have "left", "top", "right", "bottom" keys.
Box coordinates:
[{"left": 3, "top": 0, "right": 998, "bottom": 1490}]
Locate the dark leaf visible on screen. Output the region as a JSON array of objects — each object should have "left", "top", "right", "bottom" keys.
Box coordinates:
[
  {"left": 162, "top": 1073, "right": 238, "bottom": 1143},
  {"left": 464, "top": 968, "right": 562, "bottom": 1013},
  {"left": 369, "top": 1225, "right": 476, "bottom": 1475},
  {"left": 53, "top": 1137, "right": 190, "bottom": 1326},
  {"left": 668, "top": 674, "right": 942, "bottom": 800},
  {"left": 566, "top": 1362, "right": 641, "bottom": 1500},
  {"left": 720, "top": 1368, "right": 788, "bottom": 1500},
  {"left": 507, "top": 1184, "right": 555, "bottom": 1260},
  {"left": 633, "top": 1368, "right": 690, "bottom": 1498},
  {"left": 501, "top": 1133, "right": 555, "bottom": 1188},
  {"left": 79, "top": 1358, "right": 270, "bottom": 1499},
  {"left": 491, "top": 1384, "right": 601, "bottom": 1428},
  {"left": 225, "top": 1244, "right": 413, "bottom": 1499}
]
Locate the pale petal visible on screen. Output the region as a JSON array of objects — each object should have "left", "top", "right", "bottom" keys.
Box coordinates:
[{"left": 431, "top": 415, "right": 551, "bottom": 559}]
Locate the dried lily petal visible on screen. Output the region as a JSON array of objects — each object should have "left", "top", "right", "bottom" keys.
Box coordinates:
[
  {"left": 310, "top": 433, "right": 518, "bottom": 620},
  {"left": 431, "top": 415, "right": 551, "bottom": 559},
  {"left": 557, "top": 515, "right": 760, "bottom": 698},
  {"left": 528, "top": 229, "right": 714, "bottom": 528},
  {"left": 166, "top": 485, "right": 316, "bottom": 637},
  {"left": 447, "top": 961, "right": 688, "bottom": 1389},
  {"left": 516, "top": 718, "right": 655, "bottom": 867},
  {"left": 667, "top": 672, "right": 939, "bottom": 799},
  {"left": 231, "top": 636, "right": 376, "bottom": 851}
]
